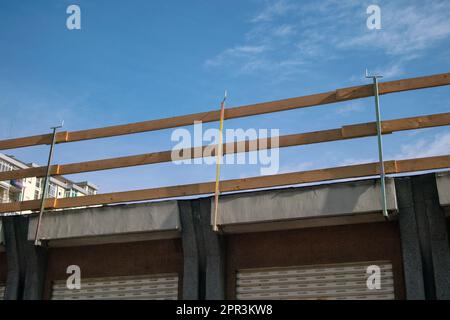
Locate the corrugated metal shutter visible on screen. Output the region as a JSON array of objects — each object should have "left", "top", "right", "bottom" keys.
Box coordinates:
[
  {"left": 51, "top": 273, "right": 179, "bottom": 300},
  {"left": 0, "top": 284, "right": 5, "bottom": 300},
  {"left": 236, "top": 261, "right": 395, "bottom": 300}
]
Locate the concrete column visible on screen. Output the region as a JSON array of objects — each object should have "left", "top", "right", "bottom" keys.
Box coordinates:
[
  {"left": 198, "top": 198, "right": 226, "bottom": 300},
  {"left": 178, "top": 198, "right": 226, "bottom": 300},
  {"left": 395, "top": 177, "right": 426, "bottom": 299},
  {"left": 2, "top": 216, "right": 22, "bottom": 300},
  {"left": 412, "top": 174, "right": 450, "bottom": 300},
  {"left": 178, "top": 200, "right": 200, "bottom": 300},
  {"left": 1, "top": 215, "right": 47, "bottom": 300},
  {"left": 22, "top": 240, "right": 48, "bottom": 300}
]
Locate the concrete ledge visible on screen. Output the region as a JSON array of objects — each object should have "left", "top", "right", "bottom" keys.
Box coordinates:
[
  {"left": 27, "top": 201, "right": 181, "bottom": 246},
  {"left": 436, "top": 171, "right": 450, "bottom": 209},
  {"left": 215, "top": 178, "right": 397, "bottom": 229},
  {"left": 220, "top": 212, "right": 386, "bottom": 234}
]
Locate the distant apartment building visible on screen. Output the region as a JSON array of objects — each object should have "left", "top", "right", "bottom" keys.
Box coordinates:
[{"left": 0, "top": 153, "right": 98, "bottom": 205}]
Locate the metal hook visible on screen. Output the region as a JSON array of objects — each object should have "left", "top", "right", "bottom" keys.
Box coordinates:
[{"left": 365, "top": 69, "right": 383, "bottom": 79}]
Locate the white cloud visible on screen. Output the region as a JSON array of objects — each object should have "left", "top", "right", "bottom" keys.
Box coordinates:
[
  {"left": 339, "top": 157, "right": 376, "bottom": 166},
  {"left": 250, "top": 0, "right": 295, "bottom": 23},
  {"left": 373, "top": 64, "right": 404, "bottom": 79},
  {"left": 349, "top": 62, "right": 404, "bottom": 83},
  {"left": 339, "top": 1, "right": 450, "bottom": 56},
  {"left": 204, "top": 45, "right": 268, "bottom": 68},
  {"left": 279, "top": 161, "right": 314, "bottom": 173},
  {"left": 335, "top": 101, "right": 365, "bottom": 115},
  {"left": 231, "top": 45, "right": 267, "bottom": 54},
  {"left": 395, "top": 131, "right": 450, "bottom": 159},
  {"left": 205, "top": 0, "right": 450, "bottom": 80},
  {"left": 272, "top": 24, "right": 295, "bottom": 37}
]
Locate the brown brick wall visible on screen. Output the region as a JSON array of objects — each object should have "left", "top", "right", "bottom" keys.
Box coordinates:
[{"left": 226, "top": 221, "right": 405, "bottom": 299}]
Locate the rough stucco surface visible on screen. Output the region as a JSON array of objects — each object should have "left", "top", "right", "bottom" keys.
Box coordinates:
[
  {"left": 215, "top": 178, "right": 397, "bottom": 225},
  {"left": 0, "top": 220, "right": 3, "bottom": 246},
  {"left": 27, "top": 201, "right": 180, "bottom": 241},
  {"left": 0, "top": 252, "right": 6, "bottom": 284},
  {"left": 436, "top": 171, "right": 450, "bottom": 207},
  {"left": 448, "top": 218, "right": 450, "bottom": 247}
]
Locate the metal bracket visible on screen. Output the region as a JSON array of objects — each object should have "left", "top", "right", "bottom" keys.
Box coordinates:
[
  {"left": 34, "top": 121, "right": 64, "bottom": 246},
  {"left": 365, "top": 70, "right": 388, "bottom": 218}
]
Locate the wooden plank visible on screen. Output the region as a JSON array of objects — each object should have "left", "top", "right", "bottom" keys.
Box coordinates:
[
  {"left": 0, "top": 73, "right": 449, "bottom": 150},
  {"left": 1, "top": 112, "right": 449, "bottom": 181},
  {"left": 0, "top": 154, "right": 449, "bottom": 213},
  {"left": 0, "top": 112, "right": 448, "bottom": 181},
  {"left": 0, "top": 131, "right": 68, "bottom": 151}
]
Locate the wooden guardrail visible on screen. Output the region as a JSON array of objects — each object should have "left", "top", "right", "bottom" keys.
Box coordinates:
[
  {"left": 0, "top": 154, "right": 449, "bottom": 214},
  {"left": 0, "top": 111, "right": 449, "bottom": 181},
  {"left": 0, "top": 72, "right": 449, "bottom": 213},
  {"left": 0, "top": 72, "right": 448, "bottom": 150}
]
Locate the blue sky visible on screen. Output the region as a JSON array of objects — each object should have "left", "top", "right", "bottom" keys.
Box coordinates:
[{"left": 0, "top": 0, "right": 449, "bottom": 193}]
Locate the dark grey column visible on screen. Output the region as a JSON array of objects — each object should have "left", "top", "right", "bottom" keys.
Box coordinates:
[
  {"left": 198, "top": 198, "right": 226, "bottom": 300},
  {"left": 178, "top": 200, "right": 200, "bottom": 300},
  {"left": 178, "top": 198, "right": 226, "bottom": 300},
  {"left": 395, "top": 177, "right": 426, "bottom": 299},
  {"left": 2, "top": 216, "right": 22, "bottom": 300},
  {"left": 412, "top": 174, "right": 450, "bottom": 300},
  {"left": 1, "top": 215, "right": 48, "bottom": 300},
  {"left": 22, "top": 239, "right": 48, "bottom": 300}
]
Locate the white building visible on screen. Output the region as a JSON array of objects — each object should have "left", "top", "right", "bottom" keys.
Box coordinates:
[{"left": 0, "top": 153, "right": 98, "bottom": 205}]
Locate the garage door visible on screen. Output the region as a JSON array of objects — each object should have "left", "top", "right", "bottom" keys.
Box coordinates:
[
  {"left": 51, "top": 273, "right": 179, "bottom": 300},
  {"left": 236, "top": 261, "right": 394, "bottom": 300}
]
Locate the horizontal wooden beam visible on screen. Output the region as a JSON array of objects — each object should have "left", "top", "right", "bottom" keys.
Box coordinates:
[
  {"left": 0, "top": 72, "right": 448, "bottom": 151},
  {"left": 0, "top": 154, "right": 449, "bottom": 214},
  {"left": 1, "top": 112, "right": 449, "bottom": 181}
]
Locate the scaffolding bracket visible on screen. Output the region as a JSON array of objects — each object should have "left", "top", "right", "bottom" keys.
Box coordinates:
[{"left": 34, "top": 121, "right": 63, "bottom": 246}]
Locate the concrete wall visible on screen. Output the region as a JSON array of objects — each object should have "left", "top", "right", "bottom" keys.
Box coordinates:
[
  {"left": 0, "top": 252, "right": 6, "bottom": 285},
  {"left": 27, "top": 201, "right": 180, "bottom": 247},
  {"left": 436, "top": 172, "right": 450, "bottom": 207},
  {"left": 0, "top": 218, "right": 5, "bottom": 287},
  {"left": 448, "top": 218, "right": 450, "bottom": 250},
  {"left": 217, "top": 178, "right": 397, "bottom": 232}
]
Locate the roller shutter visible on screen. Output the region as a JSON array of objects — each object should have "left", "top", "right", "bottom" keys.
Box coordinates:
[
  {"left": 0, "top": 284, "right": 4, "bottom": 300},
  {"left": 236, "top": 261, "right": 395, "bottom": 300},
  {"left": 51, "top": 273, "right": 179, "bottom": 300}
]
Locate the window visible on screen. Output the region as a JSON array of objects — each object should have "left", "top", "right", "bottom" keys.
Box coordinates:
[
  {"left": 34, "top": 190, "right": 40, "bottom": 200},
  {"left": 65, "top": 189, "right": 78, "bottom": 197},
  {"left": 36, "top": 178, "right": 41, "bottom": 188},
  {"left": 0, "top": 161, "right": 14, "bottom": 172},
  {"left": 47, "top": 184, "right": 56, "bottom": 198}
]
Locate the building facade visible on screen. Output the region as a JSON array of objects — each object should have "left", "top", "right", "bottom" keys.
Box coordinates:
[
  {"left": 1, "top": 171, "right": 449, "bottom": 300},
  {"left": 0, "top": 153, "right": 98, "bottom": 205}
]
